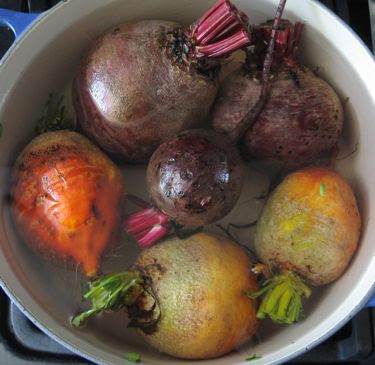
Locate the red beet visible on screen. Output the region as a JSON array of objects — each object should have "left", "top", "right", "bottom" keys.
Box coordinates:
[
  {"left": 125, "top": 129, "right": 244, "bottom": 247},
  {"left": 212, "top": 19, "right": 344, "bottom": 168},
  {"left": 148, "top": 129, "right": 244, "bottom": 226},
  {"left": 73, "top": 0, "right": 251, "bottom": 163},
  {"left": 124, "top": 1, "right": 287, "bottom": 248}
]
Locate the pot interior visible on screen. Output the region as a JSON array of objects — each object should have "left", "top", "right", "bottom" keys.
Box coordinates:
[{"left": 0, "top": 0, "right": 374, "bottom": 364}]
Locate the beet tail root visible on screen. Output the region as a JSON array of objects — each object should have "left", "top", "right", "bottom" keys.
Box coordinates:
[
  {"left": 71, "top": 271, "right": 144, "bottom": 328},
  {"left": 124, "top": 208, "right": 170, "bottom": 248},
  {"left": 247, "top": 270, "right": 311, "bottom": 324},
  {"left": 227, "top": 0, "right": 288, "bottom": 142}
]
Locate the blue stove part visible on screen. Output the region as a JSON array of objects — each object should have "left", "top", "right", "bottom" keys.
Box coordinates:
[{"left": 0, "top": 8, "right": 40, "bottom": 38}]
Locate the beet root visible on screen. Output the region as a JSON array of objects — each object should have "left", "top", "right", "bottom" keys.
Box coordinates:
[
  {"left": 248, "top": 167, "right": 361, "bottom": 324},
  {"left": 212, "top": 20, "right": 344, "bottom": 168},
  {"left": 11, "top": 131, "right": 125, "bottom": 277},
  {"left": 243, "top": 67, "right": 343, "bottom": 166},
  {"left": 74, "top": 21, "right": 217, "bottom": 163},
  {"left": 123, "top": 129, "right": 244, "bottom": 248},
  {"left": 147, "top": 129, "right": 244, "bottom": 226},
  {"left": 254, "top": 167, "right": 361, "bottom": 286},
  {"left": 74, "top": 0, "right": 251, "bottom": 163},
  {"left": 72, "top": 232, "right": 258, "bottom": 359}
]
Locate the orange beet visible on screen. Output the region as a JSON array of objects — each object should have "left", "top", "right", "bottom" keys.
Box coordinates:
[{"left": 11, "top": 131, "right": 125, "bottom": 277}]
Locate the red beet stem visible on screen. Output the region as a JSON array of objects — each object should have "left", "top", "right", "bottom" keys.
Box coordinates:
[
  {"left": 211, "top": 10, "right": 249, "bottom": 42},
  {"left": 195, "top": 1, "right": 235, "bottom": 45},
  {"left": 137, "top": 225, "right": 169, "bottom": 249},
  {"left": 259, "top": 20, "right": 304, "bottom": 60},
  {"left": 191, "top": 0, "right": 228, "bottom": 38},
  {"left": 124, "top": 207, "right": 169, "bottom": 248},
  {"left": 290, "top": 22, "right": 304, "bottom": 57},
  {"left": 227, "top": 0, "right": 287, "bottom": 142},
  {"left": 190, "top": 0, "right": 251, "bottom": 57},
  {"left": 196, "top": 30, "right": 251, "bottom": 58}
]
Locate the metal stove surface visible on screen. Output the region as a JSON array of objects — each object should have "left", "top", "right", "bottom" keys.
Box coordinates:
[{"left": 0, "top": 0, "right": 374, "bottom": 364}]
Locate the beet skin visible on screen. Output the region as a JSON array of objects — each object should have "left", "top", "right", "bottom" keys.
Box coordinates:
[
  {"left": 11, "top": 131, "right": 125, "bottom": 277},
  {"left": 133, "top": 232, "right": 258, "bottom": 359},
  {"left": 73, "top": 21, "right": 218, "bottom": 163},
  {"left": 212, "top": 20, "right": 344, "bottom": 168},
  {"left": 147, "top": 129, "right": 244, "bottom": 226},
  {"left": 254, "top": 167, "right": 361, "bottom": 286}
]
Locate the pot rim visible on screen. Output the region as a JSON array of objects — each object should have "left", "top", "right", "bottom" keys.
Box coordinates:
[{"left": 0, "top": 0, "right": 375, "bottom": 364}]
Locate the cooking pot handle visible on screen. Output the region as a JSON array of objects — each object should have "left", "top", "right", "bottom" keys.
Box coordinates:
[
  {"left": 367, "top": 295, "right": 375, "bottom": 307},
  {"left": 0, "top": 9, "right": 40, "bottom": 39}
]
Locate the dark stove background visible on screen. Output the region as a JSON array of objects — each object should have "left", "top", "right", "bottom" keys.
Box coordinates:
[{"left": 0, "top": 0, "right": 374, "bottom": 364}]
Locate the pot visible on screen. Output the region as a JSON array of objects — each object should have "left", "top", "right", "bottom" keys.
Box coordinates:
[{"left": 0, "top": 1, "right": 375, "bottom": 364}]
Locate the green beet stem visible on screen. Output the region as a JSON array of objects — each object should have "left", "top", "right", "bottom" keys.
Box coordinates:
[
  {"left": 276, "top": 287, "right": 293, "bottom": 319},
  {"left": 72, "top": 271, "right": 144, "bottom": 328},
  {"left": 248, "top": 271, "right": 311, "bottom": 324}
]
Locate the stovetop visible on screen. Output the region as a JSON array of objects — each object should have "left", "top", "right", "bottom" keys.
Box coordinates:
[{"left": 1, "top": 0, "right": 375, "bottom": 364}]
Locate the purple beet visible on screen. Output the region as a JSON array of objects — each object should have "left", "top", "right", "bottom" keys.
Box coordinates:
[
  {"left": 125, "top": 129, "right": 244, "bottom": 247},
  {"left": 124, "top": 1, "right": 288, "bottom": 248},
  {"left": 73, "top": 0, "right": 251, "bottom": 163},
  {"left": 212, "top": 18, "right": 344, "bottom": 168}
]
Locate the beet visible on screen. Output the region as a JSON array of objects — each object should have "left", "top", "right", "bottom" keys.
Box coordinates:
[
  {"left": 73, "top": 0, "right": 251, "bottom": 163},
  {"left": 249, "top": 167, "right": 361, "bottom": 323},
  {"left": 125, "top": 129, "right": 244, "bottom": 246},
  {"left": 72, "top": 232, "right": 258, "bottom": 359},
  {"left": 147, "top": 129, "right": 244, "bottom": 226},
  {"left": 123, "top": 1, "right": 287, "bottom": 248},
  {"left": 11, "top": 131, "right": 125, "bottom": 277},
  {"left": 212, "top": 19, "right": 344, "bottom": 168}
]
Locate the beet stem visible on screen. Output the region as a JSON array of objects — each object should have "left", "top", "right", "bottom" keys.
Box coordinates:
[
  {"left": 191, "top": 0, "right": 228, "bottom": 39},
  {"left": 291, "top": 22, "right": 304, "bottom": 58},
  {"left": 196, "top": 30, "right": 251, "bottom": 58},
  {"left": 124, "top": 208, "right": 169, "bottom": 248},
  {"left": 211, "top": 10, "right": 249, "bottom": 42},
  {"left": 71, "top": 272, "right": 144, "bottom": 327},
  {"left": 195, "top": 2, "right": 235, "bottom": 45},
  {"left": 138, "top": 225, "right": 169, "bottom": 248},
  {"left": 258, "top": 0, "right": 288, "bottom": 95},
  {"left": 227, "top": 0, "right": 287, "bottom": 142},
  {"left": 247, "top": 270, "right": 311, "bottom": 324},
  {"left": 190, "top": 0, "right": 251, "bottom": 58}
]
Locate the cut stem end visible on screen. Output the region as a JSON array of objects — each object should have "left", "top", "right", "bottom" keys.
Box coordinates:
[
  {"left": 124, "top": 207, "right": 170, "bottom": 248},
  {"left": 190, "top": 0, "right": 251, "bottom": 59},
  {"left": 251, "top": 19, "right": 304, "bottom": 70},
  {"left": 247, "top": 271, "right": 311, "bottom": 324}
]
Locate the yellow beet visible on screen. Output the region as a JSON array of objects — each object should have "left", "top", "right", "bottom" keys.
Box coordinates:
[
  {"left": 134, "top": 232, "right": 258, "bottom": 359},
  {"left": 249, "top": 167, "right": 361, "bottom": 324},
  {"left": 255, "top": 167, "right": 361, "bottom": 286}
]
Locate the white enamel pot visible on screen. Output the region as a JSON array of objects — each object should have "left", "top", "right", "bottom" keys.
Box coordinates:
[{"left": 0, "top": 0, "right": 375, "bottom": 364}]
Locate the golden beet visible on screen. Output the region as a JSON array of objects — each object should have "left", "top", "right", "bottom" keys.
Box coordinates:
[
  {"left": 255, "top": 167, "right": 361, "bottom": 286},
  {"left": 11, "top": 131, "right": 125, "bottom": 277},
  {"left": 134, "top": 233, "right": 258, "bottom": 359},
  {"left": 249, "top": 167, "right": 361, "bottom": 324}
]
